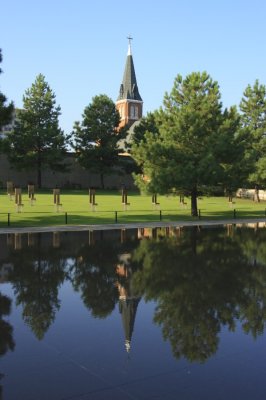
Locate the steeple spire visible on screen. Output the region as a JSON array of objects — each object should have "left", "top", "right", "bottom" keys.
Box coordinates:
[
  {"left": 117, "top": 37, "right": 142, "bottom": 102},
  {"left": 116, "top": 37, "right": 143, "bottom": 129}
]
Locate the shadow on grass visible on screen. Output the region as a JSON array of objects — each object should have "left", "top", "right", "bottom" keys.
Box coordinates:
[
  {"left": 199, "top": 209, "right": 266, "bottom": 220},
  {"left": 0, "top": 208, "right": 265, "bottom": 228}
]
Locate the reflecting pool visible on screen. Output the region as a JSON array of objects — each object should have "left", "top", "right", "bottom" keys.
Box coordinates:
[{"left": 0, "top": 223, "right": 266, "bottom": 399}]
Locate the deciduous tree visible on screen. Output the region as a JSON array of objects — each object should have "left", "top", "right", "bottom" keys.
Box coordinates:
[{"left": 72, "top": 94, "right": 125, "bottom": 189}]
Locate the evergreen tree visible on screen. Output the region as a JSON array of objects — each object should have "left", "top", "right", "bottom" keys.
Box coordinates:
[
  {"left": 131, "top": 111, "right": 159, "bottom": 147},
  {"left": 240, "top": 80, "right": 266, "bottom": 201},
  {"left": 6, "top": 74, "right": 68, "bottom": 188},
  {"left": 72, "top": 94, "right": 125, "bottom": 189},
  {"left": 131, "top": 72, "right": 242, "bottom": 216}
]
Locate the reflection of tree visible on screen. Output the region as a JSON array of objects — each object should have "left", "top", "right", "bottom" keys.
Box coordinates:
[
  {"left": 3, "top": 230, "right": 140, "bottom": 338},
  {"left": 237, "top": 225, "right": 266, "bottom": 268},
  {"left": 132, "top": 226, "right": 266, "bottom": 363},
  {"left": 236, "top": 226, "right": 266, "bottom": 337},
  {"left": 0, "top": 293, "right": 15, "bottom": 355},
  {"left": 70, "top": 232, "right": 141, "bottom": 320},
  {"left": 9, "top": 235, "right": 66, "bottom": 339},
  {"left": 0, "top": 292, "right": 15, "bottom": 399},
  {"left": 70, "top": 241, "right": 120, "bottom": 318}
]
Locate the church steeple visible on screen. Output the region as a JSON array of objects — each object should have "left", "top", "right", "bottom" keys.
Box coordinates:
[{"left": 116, "top": 37, "right": 143, "bottom": 129}]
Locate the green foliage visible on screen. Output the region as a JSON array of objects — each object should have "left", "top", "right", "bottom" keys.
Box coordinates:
[
  {"left": 132, "top": 72, "right": 242, "bottom": 216},
  {"left": 5, "top": 74, "right": 68, "bottom": 188},
  {"left": 131, "top": 111, "right": 159, "bottom": 147},
  {"left": 73, "top": 94, "right": 125, "bottom": 188},
  {"left": 240, "top": 80, "right": 266, "bottom": 189}
]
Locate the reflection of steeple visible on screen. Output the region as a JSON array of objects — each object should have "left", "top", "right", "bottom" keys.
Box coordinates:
[
  {"left": 119, "top": 297, "right": 140, "bottom": 353},
  {"left": 116, "top": 261, "right": 140, "bottom": 353}
]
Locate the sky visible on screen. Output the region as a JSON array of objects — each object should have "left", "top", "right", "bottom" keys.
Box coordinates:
[{"left": 1, "top": 0, "right": 266, "bottom": 135}]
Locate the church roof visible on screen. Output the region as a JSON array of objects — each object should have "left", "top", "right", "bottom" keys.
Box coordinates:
[{"left": 117, "top": 40, "right": 142, "bottom": 102}]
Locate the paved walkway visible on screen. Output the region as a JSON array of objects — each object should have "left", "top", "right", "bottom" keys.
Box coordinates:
[{"left": 0, "top": 217, "right": 265, "bottom": 234}]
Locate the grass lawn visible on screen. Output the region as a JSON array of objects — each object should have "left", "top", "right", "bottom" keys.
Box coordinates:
[{"left": 0, "top": 189, "right": 265, "bottom": 228}]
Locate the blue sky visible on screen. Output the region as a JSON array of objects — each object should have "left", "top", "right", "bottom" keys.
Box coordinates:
[{"left": 1, "top": 0, "right": 266, "bottom": 134}]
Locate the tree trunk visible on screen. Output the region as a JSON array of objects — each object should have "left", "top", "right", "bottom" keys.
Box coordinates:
[
  {"left": 100, "top": 173, "right": 104, "bottom": 189},
  {"left": 191, "top": 187, "right": 198, "bottom": 217},
  {"left": 254, "top": 185, "right": 260, "bottom": 202}
]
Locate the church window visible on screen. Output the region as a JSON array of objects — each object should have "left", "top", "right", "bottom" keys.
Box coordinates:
[
  {"left": 130, "top": 105, "right": 138, "bottom": 119},
  {"left": 130, "top": 105, "right": 134, "bottom": 118}
]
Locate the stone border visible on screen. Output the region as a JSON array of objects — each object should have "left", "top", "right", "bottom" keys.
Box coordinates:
[{"left": 0, "top": 218, "right": 265, "bottom": 234}]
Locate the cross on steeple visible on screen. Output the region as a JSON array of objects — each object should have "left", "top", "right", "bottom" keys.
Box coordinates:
[
  {"left": 127, "top": 35, "right": 133, "bottom": 56},
  {"left": 127, "top": 35, "right": 133, "bottom": 45}
]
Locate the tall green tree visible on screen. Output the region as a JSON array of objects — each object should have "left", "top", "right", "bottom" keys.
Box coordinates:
[
  {"left": 240, "top": 80, "right": 266, "bottom": 201},
  {"left": 0, "top": 49, "right": 14, "bottom": 150},
  {"left": 72, "top": 94, "right": 125, "bottom": 189},
  {"left": 131, "top": 72, "right": 242, "bottom": 216},
  {"left": 5, "top": 74, "right": 68, "bottom": 188}
]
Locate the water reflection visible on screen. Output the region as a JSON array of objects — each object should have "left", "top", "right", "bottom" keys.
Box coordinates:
[
  {"left": 132, "top": 224, "right": 266, "bottom": 362},
  {"left": 0, "top": 224, "right": 265, "bottom": 365},
  {"left": 116, "top": 258, "right": 141, "bottom": 353},
  {"left": 0, "top": 292, "right": 15, "bottom": 399}
]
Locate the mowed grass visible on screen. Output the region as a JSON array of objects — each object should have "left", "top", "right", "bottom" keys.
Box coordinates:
[{"left": 0, "top": 189, "right": 265, "bottom": 228}]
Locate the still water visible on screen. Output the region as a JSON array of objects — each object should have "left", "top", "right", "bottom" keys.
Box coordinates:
[{"left": 0, "top": 224, "right": 266, "bottom": 400}]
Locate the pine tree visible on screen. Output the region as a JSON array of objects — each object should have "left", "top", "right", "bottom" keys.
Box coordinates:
[
  {"left": 132, "top": 72, "right": 242, "bottom": 216},
  {"left": 6, "top": 74, "right": 68, "bottom": 188},
  {"left": 240, "top": 80, "right": 266, "bottom": 201}
]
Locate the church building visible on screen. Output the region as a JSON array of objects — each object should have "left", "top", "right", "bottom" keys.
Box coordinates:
[{"left": 116, "top": 37, "right": 143, "bottom": 129}]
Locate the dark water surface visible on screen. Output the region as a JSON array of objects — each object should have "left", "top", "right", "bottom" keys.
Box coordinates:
[{"left": 0, "top": 223, "right": 266, "bottom": 400}]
